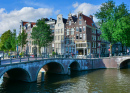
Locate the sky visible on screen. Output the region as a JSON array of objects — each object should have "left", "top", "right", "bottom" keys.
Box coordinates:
[{"left": 0, "top": 0, "right": 130, "bottom": 35}]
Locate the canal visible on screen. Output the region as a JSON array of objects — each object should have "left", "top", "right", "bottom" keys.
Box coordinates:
[{"left": 0, "top": 69, "right": 130, "bottom": 93}]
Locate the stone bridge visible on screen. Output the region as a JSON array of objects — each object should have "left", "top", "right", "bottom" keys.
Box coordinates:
[{"left": 0, "top": 56, "right": 130, "bottom": 82}]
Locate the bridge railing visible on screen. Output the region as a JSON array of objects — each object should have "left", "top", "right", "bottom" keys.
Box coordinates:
[{"left": 0, "top": 53, "right": 130, "bottom": 65}]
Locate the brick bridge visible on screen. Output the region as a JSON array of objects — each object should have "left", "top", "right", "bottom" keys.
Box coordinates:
[{"left": 0, "top": 56, "right": 130, "bottom": 82}]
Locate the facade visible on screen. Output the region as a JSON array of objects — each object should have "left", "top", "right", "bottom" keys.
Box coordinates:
[
  {"left": 65, "top": 12, "right": 101, "bottom": 57},
  {"left": 54, "top": 14, "right": 67, "bottom": 54},
  {"left": 20, "top": 18, "right": 56, "bottom": 55},
  {"left": 20, "top": 20, "right": 37, "bottom": 55}
]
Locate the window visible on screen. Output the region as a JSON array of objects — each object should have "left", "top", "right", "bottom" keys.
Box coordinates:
[
  {"left": 69, "top": 47, "right": 71, "bottom": 52},
  {"left": 71, "top": 28, "right": 74, "bottom": 35},
  {"left": 79, "top": 16, "right": 81, "bottom": 19},
  {"left": 66, "top": 47, "right": 68, "bottom": 53},
  {"left": 69, "top": 21, "right": 71, "bottom": 25},
  {"left": 58, "top": 23, "right": 61, "bottom": 27},
  {"left": 97, "top": 36, "right": 100, "bottom": 41},
  {"left": 80, "top": 34, "right": 82, "bottom": 39},
  {"left": 92, "top": 35, "right": 96, "bottom": 41},
  {"left": 61, "top": 29, "right": 63, "bottom": 33},
  {"left": 59, "top": 18, "right": 61, "bottom": 21},
  {"left": 79, "top": 21, "right": 82, "bottom": 25},
  {"left": 72, "top": 37, "right": 74, "bottom": 44},
  {"left": 92, "top": 42, "right": 96, "bottom": 48},
  {"left": 83, "top": 26, "right": 85, "bottom": 31},
  {"left": 67, "top": 29, "right": 69, "bottom": 35},
  {"left": 61, "top": 35, "right": 64, "bottom": 40},
  {"left": 83, "top": 34, "right": 85, "bottom": 40},
  {"left": 76, "top": 27, "right": 78, "bottom": 31},
  {"left": 58, "top": 36, "right": 60, "bottom": 40},
  {"left": 92, "top": 29, "right": 96, "bottom": 34},
  {"left": 76, "top": 34, "right": 79, "bottom": 39},
  {"left": 79, "top": 27, "right": 82, "bottom": 32},
  {"left": 66, "top": 39, "right": 69, "bottom": 44}
]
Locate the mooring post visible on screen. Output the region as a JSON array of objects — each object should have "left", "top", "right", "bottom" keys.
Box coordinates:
[
  {"left": 41, "top": 71, "right": 44, "bottom": 82},
  {"left": 68, "top": 67, "right": 71, "bottom": 75}
]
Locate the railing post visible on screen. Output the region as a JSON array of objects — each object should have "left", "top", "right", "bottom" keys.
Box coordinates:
[
  {"left": 35, "top": 54, "right": 37, "bottom": 60},
  {"left": 0, "top": 57, "right": 1, "bottom": 65},
  {"left": 20, "top": 56, "right": 21, "bottom": 62},
  {"left": 10, "top": 56, "right": 12, "bottom": 64}
]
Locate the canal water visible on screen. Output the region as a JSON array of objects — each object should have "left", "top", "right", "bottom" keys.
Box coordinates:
[{"left": 0, "top": 69, "right": 130, "bottom": 93}]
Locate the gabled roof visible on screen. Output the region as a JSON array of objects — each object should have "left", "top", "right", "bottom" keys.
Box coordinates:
[
  {"left": 22, "top": 21, "right": 36, "bottom": 28},
  {"left": 63, "top": 18, "right": 67, "bottom": 24},
  {"left": 72, "top": 16, "right": 77, "bottom": 23},
  {"left": 82, "top": 14, "right": 96, "bottom": 28}
]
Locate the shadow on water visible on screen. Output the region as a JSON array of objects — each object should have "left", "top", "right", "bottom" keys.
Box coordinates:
[
  {"left": 0, "top": 69, "right": 100, "bottom": 93},
  {"left": 0, "top": 68, "right": 130, "bottom": 93}
]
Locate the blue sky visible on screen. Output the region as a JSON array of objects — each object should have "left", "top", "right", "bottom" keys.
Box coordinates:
[{"left": 0, "top": 0, "right": 129, "bottom": 35}]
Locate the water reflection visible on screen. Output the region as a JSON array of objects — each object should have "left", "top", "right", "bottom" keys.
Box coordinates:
[{"left": 0, "top": 69, "right": 130, "bottom": 93}]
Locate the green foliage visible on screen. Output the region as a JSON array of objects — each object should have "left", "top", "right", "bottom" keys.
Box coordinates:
[
  {"left": 8, "top": 53, "right": 11, "bottom": 56},
  {"left": 0, "top": 30, "right": 12, "bottom": 51},
  {"left": 11, "top": 29, "right": 17, "bottom": 51},
  {"left": 95, "top": 0, "right": 130, "bottom": 52},
  {"left": 31, "top": 19, "right": 53, "bottom": 54},
  {"left": 19, "top": 52, "right": 24, "bottom": 57},
  {"left": 18, "top": 28, "right": 27, "bottom": 48},
  {"left": 0, "top": 29, "right": 18, "bottom": 51},
  {"left": 52, "top": 51, "right": 56, "bottom": 56}
]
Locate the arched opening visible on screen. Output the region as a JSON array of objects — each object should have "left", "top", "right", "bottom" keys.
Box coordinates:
[
  {"left": 69, "top": 61, "right": 80, "bottom": 71},
  {"left": 120, "top": 59, "right": 130, "bottom": 69},
  {"left": 0, "top": 68, "right": 31, "bottom": 82},
  {"left": 37, "top": 62, "right": 64, "bottom": 82}
]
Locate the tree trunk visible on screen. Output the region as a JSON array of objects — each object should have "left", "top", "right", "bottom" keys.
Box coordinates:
[{"left": 110, "top": 43, "right": 112, "bottom": 57}]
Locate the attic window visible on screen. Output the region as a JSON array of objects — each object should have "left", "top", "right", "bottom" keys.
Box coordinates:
[
  {"left": 79, "top": 21, "right": 82, "bottom": 25},
  {"left": 59, "top": 18, "right": 61, "bottom": 21},
  {"left": 69, "top": 21, "right": 71, "bottom": 25},
  {"left": 79, "top": 16, "right": 81, "bottom": 19}
]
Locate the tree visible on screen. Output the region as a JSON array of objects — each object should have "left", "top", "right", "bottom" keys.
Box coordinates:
[
  {"left": 31, "top": 19, "right": 53, "bottom": 54},
  {"left": 0, "top": 30, "right": 12, "bottom": 51},
  {"left": 18, "top": 28, "right": 27, "bottom": 50},
  {"left": 11, "top": 29, "right": 17, "bottom": 51},
  {"left": 112, "top": 3, "right": 130, "bottom": 47},
  {"left": 95, "top": 0, "right": 130, "bottom": 56}
]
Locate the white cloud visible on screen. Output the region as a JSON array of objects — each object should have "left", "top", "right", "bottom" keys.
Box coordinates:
[
  {"left": 73, "top": 3, "right": 100, "bottom": 22},
  {"left": 55, "top": 10, "right": 60, "bottom": 15},
  {"left": 72, "top": 2, "right": 79, "bottom": 8},
  {"left": 0, "top": 8, "right": 5, "bottom": 14},
  {"left": 0, "top": 7, "right": 53, "bottom": 35}
]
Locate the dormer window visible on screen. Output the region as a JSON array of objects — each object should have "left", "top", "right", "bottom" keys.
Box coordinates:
[{"left": 69, "top": 21, "right": 71, "bottom": 25}]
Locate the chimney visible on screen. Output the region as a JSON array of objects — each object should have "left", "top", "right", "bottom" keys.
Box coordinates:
[{"left": 89, "top": 15, "right": 93, "bottom": 20}]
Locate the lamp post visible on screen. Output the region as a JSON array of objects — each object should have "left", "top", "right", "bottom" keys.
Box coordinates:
[{"left": 99, "top": 42, "right": 101, "bottom": 58}]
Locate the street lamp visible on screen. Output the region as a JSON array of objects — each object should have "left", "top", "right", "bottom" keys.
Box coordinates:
[{"left": 99, "top": 42, "right": 101, "bottom": 58}]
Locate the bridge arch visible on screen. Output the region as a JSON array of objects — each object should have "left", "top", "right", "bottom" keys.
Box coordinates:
[
  {"left": 36, "top": 61, "right": 65, "bottom": 80},
  {"left": 0, "top": 67, "right": 32, "bottom": 82},
  {"left": 69, "top": 61, "right": 81, "bottom": 71},
  {"left": 119, "top": 59, "right": 130, "bottom": 69}
]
